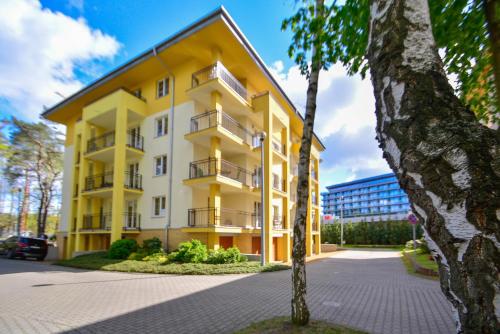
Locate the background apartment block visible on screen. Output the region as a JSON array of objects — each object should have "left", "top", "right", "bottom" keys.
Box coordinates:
[
  {"left": 43, "top": 7, "right": 324, "bottom": 263},
  {"left": 321, "top": 173, "right": 410, "bottom": 223}
]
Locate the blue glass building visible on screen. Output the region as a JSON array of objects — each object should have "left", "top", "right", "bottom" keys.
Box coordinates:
[{"left": 321, "top": 173, "right": 410, "bottom": 222}]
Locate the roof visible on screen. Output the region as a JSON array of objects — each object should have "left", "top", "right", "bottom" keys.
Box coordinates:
[
  {"left": 324, "top": 173, "right": 396, "bottom": 191},
  {"left": 41, "top": 6, "right": 325, "bottom": 150}
]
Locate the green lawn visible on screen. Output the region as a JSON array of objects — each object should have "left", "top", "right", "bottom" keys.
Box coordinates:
[
  {"left": 402, "top": 249, "right": 438, "bottom": 272},
  {"left": 55, "top": 252, "right": 290, "bottom": 275},
  {"left": 235, "top": 317, "right": 367, "bottom": 334}
]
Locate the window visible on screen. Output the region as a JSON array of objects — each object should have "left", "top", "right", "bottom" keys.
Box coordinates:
[
  {"left": 152, "top": 196, "right": 166, "bottom": 217},
  {"left": 154, "top": 155, "right": 167, "bottom": 176},
  {"left": 157, "top": 78, "right": 169, "bottom": 98},
  {"left": 155, "top": 116, "right": 168, "bottom": 137}
]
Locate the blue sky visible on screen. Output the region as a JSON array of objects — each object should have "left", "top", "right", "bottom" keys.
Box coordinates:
[{"left": 0, "top": 0, "right": 391, "bottom": 190}]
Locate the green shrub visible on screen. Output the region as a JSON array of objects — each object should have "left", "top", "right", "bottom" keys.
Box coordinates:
[
  {"left": 108, "top": 239, "right": 137, "bottom": 259},
  {"left": 169, "top": 239, "right": 208, "bottom": 263},
  {"left": 206, "top": 247, "right": 248, "bottom": 264},
  {"left": 143, "top": 251, "right": 168, "bottom": 264},
  {"left": 143, "top": 237, "right": 162, "bottom": 255},
  {"left": 321, "top": 220, "right": 423, "bottom": 245},
  {"left": 405, "top": 237, "right": 430, "bottom": 254},
  {"left": 128, "top": 249, "right": 148, "bottom": 261}
]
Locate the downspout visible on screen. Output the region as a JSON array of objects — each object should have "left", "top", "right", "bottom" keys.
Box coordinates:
[{"left": 153, "top": 47, "right": 175, "bottom": 251}]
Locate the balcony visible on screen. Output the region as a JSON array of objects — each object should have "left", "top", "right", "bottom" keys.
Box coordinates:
[
  {"left": 186, "top": 110, "right": 257, "bottom": 153},
  {"left": 272, "top": 173, "right": 286, "bottom": 195},
  {"left": 272, "top": 137, "right": 286, "bottom": 158},
  {"left": 123, "top": 212, "right": 141, "bottom": 231},
  {"left": 311, "top": 170, "right": 318, "bottom": 182},
  {"left": 81, "top": 212, "right": 112, "bottom": 231},
  {"left": 187, "top": 62, "right": 250, "bottom": 111},
  {"left": 185, "top": 158, "right": 258, "bottom": 192},
  {"left": 85, "top": 131, "right": 144, "bottom": 162},
  {"left": 83, "top": 172, "right": 143, "bottom": 196},
  {"left": 187, "top": 207, "right": 258, "bottom": 229},
  {"left": 273, "top": 216, "right": 285, "bottom": 230}
]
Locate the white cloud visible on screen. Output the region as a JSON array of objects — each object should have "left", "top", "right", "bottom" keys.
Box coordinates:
[
  {"left": 0, "top": 0, "right": 120, "bottom": 120},
  {"left": 270, "top": 60, "right": 391, "bottom": 187}
]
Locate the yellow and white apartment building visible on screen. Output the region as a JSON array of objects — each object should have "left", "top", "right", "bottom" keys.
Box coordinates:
[{"left": 43, "top": 7, "right": 325, "bottom": 263}]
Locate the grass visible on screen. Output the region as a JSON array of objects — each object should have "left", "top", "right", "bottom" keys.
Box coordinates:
[
  {"left": 55, "top": 252, "right": 290, "bottom": 275},
  {"left": 402, "top": 248, "right": 438, "bottom": 271},
  {"left": 235, "top": 317, "right": 367, "bottom": 334},
  {"left": 342, "top": 244, "right": 405, "bottom": 250},
  {"left": 400, "top": 248, "right": 439, "bottom": 280}
]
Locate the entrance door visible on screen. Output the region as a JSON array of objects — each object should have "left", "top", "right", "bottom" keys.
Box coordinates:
[
  {"left": 219, "top": 236, "right": 233, "bottom": 249},
  {"left": 252, "top": 236, "right": 261, "bottom": 254}
]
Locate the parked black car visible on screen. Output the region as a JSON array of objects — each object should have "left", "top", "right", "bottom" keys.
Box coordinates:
[{"left": 0, "top": 236, "right": 48, "bottom": 261}]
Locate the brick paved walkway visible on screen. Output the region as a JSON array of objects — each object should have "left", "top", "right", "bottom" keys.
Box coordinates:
[{"left": 0, "top": 249, "right": 455, "bottom": 334}]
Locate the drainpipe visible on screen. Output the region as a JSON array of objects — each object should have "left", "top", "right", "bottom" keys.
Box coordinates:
[{"left": 153, "top": 47, "right": 175, "bottom": 251}]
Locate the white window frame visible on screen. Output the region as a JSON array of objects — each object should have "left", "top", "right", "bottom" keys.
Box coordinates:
[
  {"left": 155, "top": 115, "right": 168, "bottom": 137},
  {"left": 156, "top": 78, "right": 169, "bottom": 98},
  {"left": 152, "top": 196, "right": 166, "bottom": 217},
  {"left": 154, "top": 155, "right": 167, "bottom": 176}
]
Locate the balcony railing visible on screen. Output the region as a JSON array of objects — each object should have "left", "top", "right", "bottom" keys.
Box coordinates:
[
  {"left": 187, "top": 207, "right": 257, "bottom": 228},
  {"left": 84, "top": 172, "right": 114, "bottom": 191},
  {"left": 188, "top": 158, "right": 257, "bottom": 187},
  {"left": 124, "top": 172, "right": 143, "bottom": 190},
  {"left": 87, "top": 131, "right": 115, "bottom": 154},
  {"left": 273, "top": 216, "right": 285, "bottom": 230},
  {"left": 127, "top": 131, "right": 144, "bottom": 151},
  {"left": 81, "top": 212, "right": 112, "bottom": 231},
  {"left": 83, "top": 172, "right": 143, "bottom": 192},
  {"left": 272, "top": 138, "right": 286, "bottom": 155},
  {"left": 123, "top": 212, "right": 141, "bottom": 230},
  {"left": 272, "top": 174, "right": 286, "bottom": 192},
  {"left": 73, "top": 184, "right": 79, "bottom": 197},
  {"left": 191, "top": 61, "right": 247, "bottom": 101},
  {"left": 189, "top": 110, "right": 256, "bottom": 146}
]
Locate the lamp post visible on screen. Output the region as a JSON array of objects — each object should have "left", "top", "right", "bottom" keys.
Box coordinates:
[
  {"left": 258, "top": 132, "right": 267, "bottom": 266},
  {"left": 16, "top": 187, "right": 22, "bottom": 236},
  {"left": 340, "top": 195, "right": 344, "bottom": 248}
]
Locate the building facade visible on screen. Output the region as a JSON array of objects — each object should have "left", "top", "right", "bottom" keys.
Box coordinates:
[
  {"left": 321, "top": 173, "right": 410, "bottom": 223},
  {"left": 43, "top": 7, "right": 324, "bottom": 263}
]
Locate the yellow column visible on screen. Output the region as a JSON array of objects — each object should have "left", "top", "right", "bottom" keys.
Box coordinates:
[
  {"left": 282, "top": 127, "right": 290, "bottom": 262},
  {"left": 315, "top": 157, "right": 321, "bottom": 255},
  {"left": 207, "top": 232, "right": 219, "bottom": 250},
  {"left": 110, "top": 105, "right": 127, "bottom": 243},
  {"left": 306, "top": 168, "right": 313, "bottom": 256},
  {"left": 263, "top": 98, "right": 273, "bottom": 263},
  {"left": 208, "top": 90, "right": 222, "bottom": 251},
  {"left": 73, "top": 121, "right": 91, "bottom": 253}
]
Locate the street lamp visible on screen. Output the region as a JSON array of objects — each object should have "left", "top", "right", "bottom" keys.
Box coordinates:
[
  {"left": 340, "top": 195, "right": 344, "bottom": 248},
  {"left": 258, "top": 131, "right": 267, "bottom": 266}
]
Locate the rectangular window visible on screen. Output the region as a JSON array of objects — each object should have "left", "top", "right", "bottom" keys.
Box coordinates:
[
  {"left": 152, "top": 196, "right": 166, "bottom": 217},
  {"left": 154, "top": 155, "right": 167, "bottom": 176},
  {"left": 156, "top": 78, "right": 169, "bottom": 98},
  {"left": 155, "top": 116, "right": 168, "bottom": 137}
]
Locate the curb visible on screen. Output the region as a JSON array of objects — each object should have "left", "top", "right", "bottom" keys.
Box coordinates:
[{"left": 403, "top": 251, "right": 439, "bottom": 277}]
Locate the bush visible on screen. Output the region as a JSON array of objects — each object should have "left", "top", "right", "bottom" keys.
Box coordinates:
[
  {"left": 405, "top": 237, "right": 430, "bottom": 254},
  {"left": 169, "top": 239, "right": 208, "bottom": 263},
  {"left": 108, "top": 239, "right": 137, "bottom": 259},
  {"left": 206, "top": 247, "right": 248, "bottom": 264},
  {"left": 143, "top": 237, "right": 162, "bottom": 255},
  {"left": 143, "top": 251, "right": 168, "bottom": 264},
  {"left": 321, "top": 220, "right": 423, "bottom": 245},
  {"left": 128, "top": 250, "right": 147, "bottom": 261}
]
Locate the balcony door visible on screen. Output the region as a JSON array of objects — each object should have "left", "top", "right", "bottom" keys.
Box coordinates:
[
  {"left": 128, "top": 163, "right": 139, "bottom": 188},
  {"left": 129, "top": 126, "right": 141, "bottom": 149},
  {"left": 126, "top": 200, "right": 138, "bottom": 228},
  {"left": 253, "top": 202, "right": 261, "bottom": 228}
]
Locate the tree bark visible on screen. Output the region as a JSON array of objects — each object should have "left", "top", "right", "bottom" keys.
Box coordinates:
[
  {"left": 20, "top": 173, "right": 30, "bottom": 233},
  {"left": 484, "top": 0, "right": 500, "bottom": 113},
  {"left": 368, "top": 0, "right": 500, "bottom": 333},
  {"left": 291, "top": 0, "right": 323, "bottom": 325}
]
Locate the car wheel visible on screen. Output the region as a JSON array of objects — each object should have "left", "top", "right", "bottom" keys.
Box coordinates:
[{"left": 7, "top": 249, "right": 15, "bottom": 259}]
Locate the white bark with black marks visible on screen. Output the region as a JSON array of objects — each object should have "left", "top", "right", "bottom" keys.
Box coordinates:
[{"left": 368, "top": 0, "right": 500, "bottom": 332}]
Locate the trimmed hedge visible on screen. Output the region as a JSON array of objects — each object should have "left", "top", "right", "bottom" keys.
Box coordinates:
[{"left": 321, "top": 220, "right": 422, "bottom": 245}]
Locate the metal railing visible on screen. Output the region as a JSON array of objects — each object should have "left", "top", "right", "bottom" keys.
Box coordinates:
[
  {"left": 187, "top": 207, "right": 256, "bottom": 228},
  {"left": 191, "top": 61, "right": 248, "bottom": 101},
  {"left": 124, "top": 172, "right": 142, "bottom": 190},
  {"left": 74, "top": 184, "right": 79, "bottom": 197},
  {"left": 188, "top": 158, "right": 257, "bottom": 187},
  {"left": 272, "top": 138, "right": 286, "bottom": 155},
  {"left": 127, "top": 131, "right": 144, "bottom": 151},
  {"left": 272, "top": 174, "right": 286, "bottom": 192},
  {"left": 273, "top": 216, "right": 285, "bottom": 230},
  {"left": 123, "top": 213, "right": 141, "bottom": 230},
  {"left": 87, "top": 131, "right": 115, "bottom": 153},
  {"left": 84, "top": 172, "right": 114, "bottom": 191},
  {"left": 81, "top": 212, "right": 112, "bottom": 231},
  {"left": 189, "top": 110, "right": 255, "bottom": 146}
]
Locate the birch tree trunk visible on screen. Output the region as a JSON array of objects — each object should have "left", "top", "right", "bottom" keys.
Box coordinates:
[
  {"left": 291, "top": 0, "right": 323, "bottom": 325},
  {"left": 367, "top": 0, "right": 500, "bottom": 332}
]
